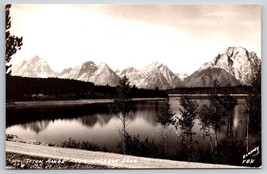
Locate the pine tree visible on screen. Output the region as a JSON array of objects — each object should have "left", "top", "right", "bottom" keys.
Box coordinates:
[
  {"left": 6, "top": 4, "right": 23, "bottom": 75},
  {"left": 178, "top": 94, "right": 198, "bottom": 161}
]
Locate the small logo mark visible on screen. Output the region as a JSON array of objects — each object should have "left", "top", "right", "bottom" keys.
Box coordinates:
[{"left": 242, "top": 146, "right": 259, "bottom": 164}]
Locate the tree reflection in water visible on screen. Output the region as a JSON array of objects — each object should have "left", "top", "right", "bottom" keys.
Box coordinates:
[{"left": 6, "top": 98, "right": 261, "bottom": 167}]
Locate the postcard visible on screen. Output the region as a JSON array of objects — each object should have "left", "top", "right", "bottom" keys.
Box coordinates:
[{"left": 6, "top": 4, "right": 261, "bottom": 169}]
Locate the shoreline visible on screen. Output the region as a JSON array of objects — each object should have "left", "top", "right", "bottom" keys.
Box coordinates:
[
  {"left": 5, "top": 134, "right": 246, "bottom": 169},
  {"left": 6, "top": 98, "right": 166, "bottom": 109}
]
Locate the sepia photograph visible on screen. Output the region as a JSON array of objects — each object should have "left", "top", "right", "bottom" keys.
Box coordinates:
[{"left": 5, "top": 4, "right": 261, "bottom": 169}]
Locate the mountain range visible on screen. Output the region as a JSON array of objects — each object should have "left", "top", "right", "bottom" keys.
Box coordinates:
[{"left": 11, "top": 47, "right": 261, "bottom": 89}]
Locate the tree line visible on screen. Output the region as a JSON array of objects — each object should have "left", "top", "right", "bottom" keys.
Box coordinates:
[{"left": 6, "top": 76, "right": 167, "bottom": 101}]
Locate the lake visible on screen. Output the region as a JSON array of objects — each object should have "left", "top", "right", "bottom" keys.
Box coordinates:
[{"left": 6, "top": 98, "right": 258, "bottom": 161}]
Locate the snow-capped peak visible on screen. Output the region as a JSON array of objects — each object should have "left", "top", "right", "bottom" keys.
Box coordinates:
[
  {"left": 90, "top": 63, "right": 119, "bottom": 86},
  {"left": 191, "top": 47, "right": 261, "bottom": 85},
  {"left": 11, "top": 56, "right": 54, "bottom": 78},
  {"left": 126, "top": 62, "right": 181, "bottom": 89}
]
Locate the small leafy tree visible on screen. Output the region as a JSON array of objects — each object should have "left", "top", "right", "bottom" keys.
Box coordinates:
[
  {"left": 200, "top": 80, "right": 238, "bottom": 163},
  {"left": 6, "top": 4, "right": 23, "bottom": 75},
  {"left": 111, "top": 75, "right": 131, "bottom": 154},
  {"left": 177, "top": 94, "right": 199, "bottom": 161},
  {"left": 117, "top": 133, "right": 159, "bottom": 158},
  {"left": 156, "top": 98, "right": 175, "bottom": 157}
]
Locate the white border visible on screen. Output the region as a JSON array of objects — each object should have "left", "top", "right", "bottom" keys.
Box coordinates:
[{"left": 0, "top": 0, "right": 265, "bottom": 174}]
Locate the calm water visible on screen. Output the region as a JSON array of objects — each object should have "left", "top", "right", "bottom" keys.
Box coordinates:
[{"left": 6, "top": 98, "right": 255, "bottom": 153}]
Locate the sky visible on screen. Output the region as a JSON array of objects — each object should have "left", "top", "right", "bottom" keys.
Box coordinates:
[{"left": 9, "top": 4, "right": 261, "bottom": 74}]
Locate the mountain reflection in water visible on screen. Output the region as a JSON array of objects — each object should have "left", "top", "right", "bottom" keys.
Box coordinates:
[{"left": 6, "top": 98, "right": 257, "bottom": 154}]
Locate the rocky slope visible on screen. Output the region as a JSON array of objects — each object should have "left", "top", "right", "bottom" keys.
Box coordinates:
[
  {"left": 58, "top": 61, "right": 120, "bottom": 86},
  {"left": 89, "top": 63, "right": 120, "bottom": 86},
  {"left": 183, "top": 47, "right": 261, "bottom": 87},
  {"left": 125, "top": 62, "right": 181, "bottom": 89},
  {"left": 183, "top": 67, "right": 240, "bottom": 87}
]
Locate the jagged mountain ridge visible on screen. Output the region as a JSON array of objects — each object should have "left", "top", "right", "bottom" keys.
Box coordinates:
[
  {"left": 63, "top": 62, "right": 182, "bottom": 89},
  {"left": 58, "top": 61, "right": 120, "bottom": 86},
  {"left": 90, "top": 63, "right": 120, "bottom": 86},
  {"left": 11, "top": 57, "right": 120, "bottom": 86},
  {"left": 12, "top": 58, "right": 181, "bottom": 89},
  {"left": 11, "top": 47, "right": 261, "bottom": 88},
  {"left": 119, "top": 62, "right": 181, "bottom": 89},
  {"left": 11, "top": 56, "right": 55, "bottom": 78},
  {"left": 183, "top": 47, "right": 261, "bottom": 87}
]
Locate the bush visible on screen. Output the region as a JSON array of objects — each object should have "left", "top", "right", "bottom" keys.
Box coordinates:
[
  {"left": 117, "top": 133, "right": 159, "bottom": 158},
  {"left": 61, "top": 138, "right": 107, "bottom": 152}
]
